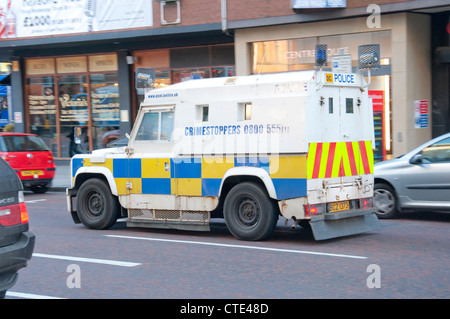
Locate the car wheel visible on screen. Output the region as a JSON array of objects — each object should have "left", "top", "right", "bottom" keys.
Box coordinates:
[
  {"left": 224, "top": 182, "right": 278, "bottom": 241},
  {"left": 31, "top": 185, "right": 49, "bottom": 194},
  {"left": 374, "top": 183, "right": 398, "bottom": 219},
  {"left": 76, "top": 178, "right": 120, "bottom": 229}
]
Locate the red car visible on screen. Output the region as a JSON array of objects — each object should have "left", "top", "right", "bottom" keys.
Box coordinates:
[{"left": 0, "top": 133, "right": 55, "bottom": 193}]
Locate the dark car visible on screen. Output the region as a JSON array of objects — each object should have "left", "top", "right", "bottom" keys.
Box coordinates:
[
  {"left": 0, "top": 133, "right": 55, "bottom": 193},
  {"left": 0, "top": 157, "right": 35, "bottom": 298}
]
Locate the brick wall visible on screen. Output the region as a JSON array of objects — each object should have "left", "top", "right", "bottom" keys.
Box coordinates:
[{"left": 152, "top": 0, "right": 410, "bottom": 27}]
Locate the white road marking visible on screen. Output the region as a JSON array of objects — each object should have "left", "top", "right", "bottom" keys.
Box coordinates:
[
  {"left": 6, "top": 291, "right": 65, "bottom": 299},
  {"left": 105, "top": 234, "right": 368, "bottom": 260},
  {"left": 32, "top": 253, "right": 141, "bottom": 267},
  {"left": 25, "top": 199, "right": 47, "bottom": 204}
]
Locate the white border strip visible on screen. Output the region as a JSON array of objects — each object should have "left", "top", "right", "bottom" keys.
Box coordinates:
[
  {"left": 6, "top": 291, "right": 65, "bottom": 299},
  {"left": 32, "top": 253, "right": 141, "bottom": 267},
  {"left": 105, "top": 235, "right": 368, "bottom": 260}
]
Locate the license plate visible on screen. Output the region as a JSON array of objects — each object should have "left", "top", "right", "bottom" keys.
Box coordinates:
[
  {"left": 21, "top": 170, "right": 44, "bottom": 176},
  {"left": 329, "top": 201, "right": 350, "bottom": 213}
]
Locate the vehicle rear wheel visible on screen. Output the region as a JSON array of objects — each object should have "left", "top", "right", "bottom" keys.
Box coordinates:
[
  {"left": 374, "top": 183, "right": 398, "bottom": 219},
  {"left": 224, "top": 182, "right": 278, "bottom": 241},
  {"left": 76, "top": 178, "right": 120, "bottom": 229},
  {"left": 31, "top": 185, "right": 49, "bottom": 194}
]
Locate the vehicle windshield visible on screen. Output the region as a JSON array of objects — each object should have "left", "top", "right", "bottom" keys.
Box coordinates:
[{"left": 0, "top": 135, "right": 50, "bottom": 152}]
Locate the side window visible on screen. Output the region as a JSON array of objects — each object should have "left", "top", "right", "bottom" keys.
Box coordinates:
[
  {"left": 196, "top": 105, "right": 209, "bottom": 122},
  {"left": 238, "top": 102, "right": 252, "bottom": 121},
  {"left": 328, "top": 97, "right": 334, "bottom": 114},
  {"left": 421, "top": 137, "right": 450, "bottom": 163},
  {"left": 346, "top": 98, "right": 353, "bottom": 114},
  {"left": 136, "top": 112, "right": 159, "bottom": 140},
  {"left": 160, "top": 111, "right": 174, "bottom": 141},
  {"left": 135, "top": 110, "right": 174, "bottom": 141}
]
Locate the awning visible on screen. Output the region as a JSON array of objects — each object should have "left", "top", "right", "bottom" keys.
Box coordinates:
[{"left": 0, "top": 74, "right": 10, "bottom": 86}]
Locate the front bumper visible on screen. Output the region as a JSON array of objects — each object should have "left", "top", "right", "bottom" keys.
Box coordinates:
[{"left": 0, "top": 231, "right": 35, "bottom": 293}]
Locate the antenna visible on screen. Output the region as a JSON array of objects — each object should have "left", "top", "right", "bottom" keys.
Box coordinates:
[{"left": 257, "top": 50, "right": 266, "bottom": 76}]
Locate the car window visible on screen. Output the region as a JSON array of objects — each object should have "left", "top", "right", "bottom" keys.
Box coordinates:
[
  {"left": 421, "top": 137, "right": 450, "bottom": 163},
  {"left": 0, "top": 157, "right": 16, "bottom": 179},
  {"left": 0, "top": 135, "right": 49, "bottom": 152},
  {"left": 135, "top": 110, "right": 174, "bottom": 141}
]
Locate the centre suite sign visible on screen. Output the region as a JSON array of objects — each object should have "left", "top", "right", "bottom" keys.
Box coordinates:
[{"left": 0, "top": 0, "right": 153, "bottom": 39}]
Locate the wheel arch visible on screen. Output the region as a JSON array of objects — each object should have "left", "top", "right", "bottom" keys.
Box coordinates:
[
  {"left": 214, "top": 167, "right": 280, "bottom": 219},
  {"left": 219, "top": 167, "right": 277, "bottom": 200},
  {"left": 73, "top": 167, "right": 118, "bottom": 196}
]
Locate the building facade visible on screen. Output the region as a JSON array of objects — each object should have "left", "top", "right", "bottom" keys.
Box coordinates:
[{"left": 0, "top": 0, "right": 449, "bottom": 160}]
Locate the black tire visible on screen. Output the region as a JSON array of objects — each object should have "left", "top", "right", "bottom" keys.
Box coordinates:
[
  {"left": 224, "top": 182, "right": 278, "bottom": 241},
  {"left": 0, "top": 290, "right": 5, "bottom": 299},
  {"left": 76, "top": 178, "right": 120, "bottom": 229},
  {"left": 31, "top": 185, "right": 49, "bottom": 194},
  {"left": 374, "top": 183, "right": 398, "bottom": 219}
]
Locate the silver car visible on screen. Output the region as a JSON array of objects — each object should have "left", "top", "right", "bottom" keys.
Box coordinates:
[{"left": 374, "top": 132, "right": 450, "bottom": 218}]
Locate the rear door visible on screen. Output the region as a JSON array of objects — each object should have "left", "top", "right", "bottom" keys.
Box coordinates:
[{"left": 1, "top": 135, "right": 51, "bottom": 177}]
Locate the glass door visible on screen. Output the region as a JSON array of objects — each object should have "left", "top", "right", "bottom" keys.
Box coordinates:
[{"left": 57, "top": 75, "right": 88, "bottom": 157}]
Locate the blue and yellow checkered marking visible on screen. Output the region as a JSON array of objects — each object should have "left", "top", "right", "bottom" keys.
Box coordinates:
[{"left": 72, "top": 155, "right": 307, "bottom": 200}]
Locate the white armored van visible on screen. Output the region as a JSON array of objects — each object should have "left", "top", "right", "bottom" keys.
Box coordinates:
[{"left": 67, "top": 68, "right": 379, "bottom": 241}]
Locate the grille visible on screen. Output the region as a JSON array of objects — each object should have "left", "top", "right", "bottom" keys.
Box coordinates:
[{"left": 128, "top": 208, "right": 209, "bottom": 222}]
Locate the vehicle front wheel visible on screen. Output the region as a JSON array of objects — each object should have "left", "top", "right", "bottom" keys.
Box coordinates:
[
  {"left": 374, "top": 183, "right": 398, "bottom": 219},
  {"left": 224, "top": 182, "right": 278, "bottom": 241},
  {"left": 76, "top": 178, "right": 120, "bottom": 229}
]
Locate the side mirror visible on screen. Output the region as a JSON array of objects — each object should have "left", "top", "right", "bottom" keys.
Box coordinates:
[{"left": 410, "top": 153, "right": 423, "bottom": 164}]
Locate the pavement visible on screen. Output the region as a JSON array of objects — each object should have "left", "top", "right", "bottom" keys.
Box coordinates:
[{"left": 51, "top": 160, "right": 71, "bottom": 192}]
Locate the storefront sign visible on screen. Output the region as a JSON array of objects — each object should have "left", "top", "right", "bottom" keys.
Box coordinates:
[
  {"left": 414, "top": 100, "right": 428, "bottom": 129},
  {"left": 292, "top": 0, "right": 346, "bottom": 9},
  {"left": 0, "top": 0, "right": 153, "bottom": 39},
  {"left": 136, "top": 68, "right": 155, "bottom": 88},
  {"left": 332, "top": 55, "right": 352, "bottom": 73},
  {"left": 25, "top": 58, "right": 55, "bottom": 75},
  {"left": 56, "top": 56, "right": 88, "bottom": 74},
  {"left": 89, "top": 54, "right": 118, "bottom": 72},
  {"left": 369, "top": 90, "right": 385, "bottom": 162}
]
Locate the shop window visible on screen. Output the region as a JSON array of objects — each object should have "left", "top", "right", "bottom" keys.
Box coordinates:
[
  {"left": 26, "top": 76, "right": 57, "bottom": 154},
  {"left": 90, "top": 73, "right": 120, "bottom": 149},
  {"left": 172, "top": 68, "right": 210, "bottom": 83}
]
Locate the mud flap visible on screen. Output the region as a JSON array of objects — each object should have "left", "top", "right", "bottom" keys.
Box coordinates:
[{"left": 309, "top": 209, "right": 380, "bottom": 241}]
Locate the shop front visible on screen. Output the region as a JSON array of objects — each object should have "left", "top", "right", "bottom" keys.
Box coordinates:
[
  {"left": 235, "top": 13, "right": 432, "bottom": 159},
  {"left": 131, "top": 44, "right": 235, "bottom": 119},
  {"left": 22, "top": 44, "right": 235, "bottom": 159},
  {"left": 24, "top": 54, "right": 120, "bottom": 158}
]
